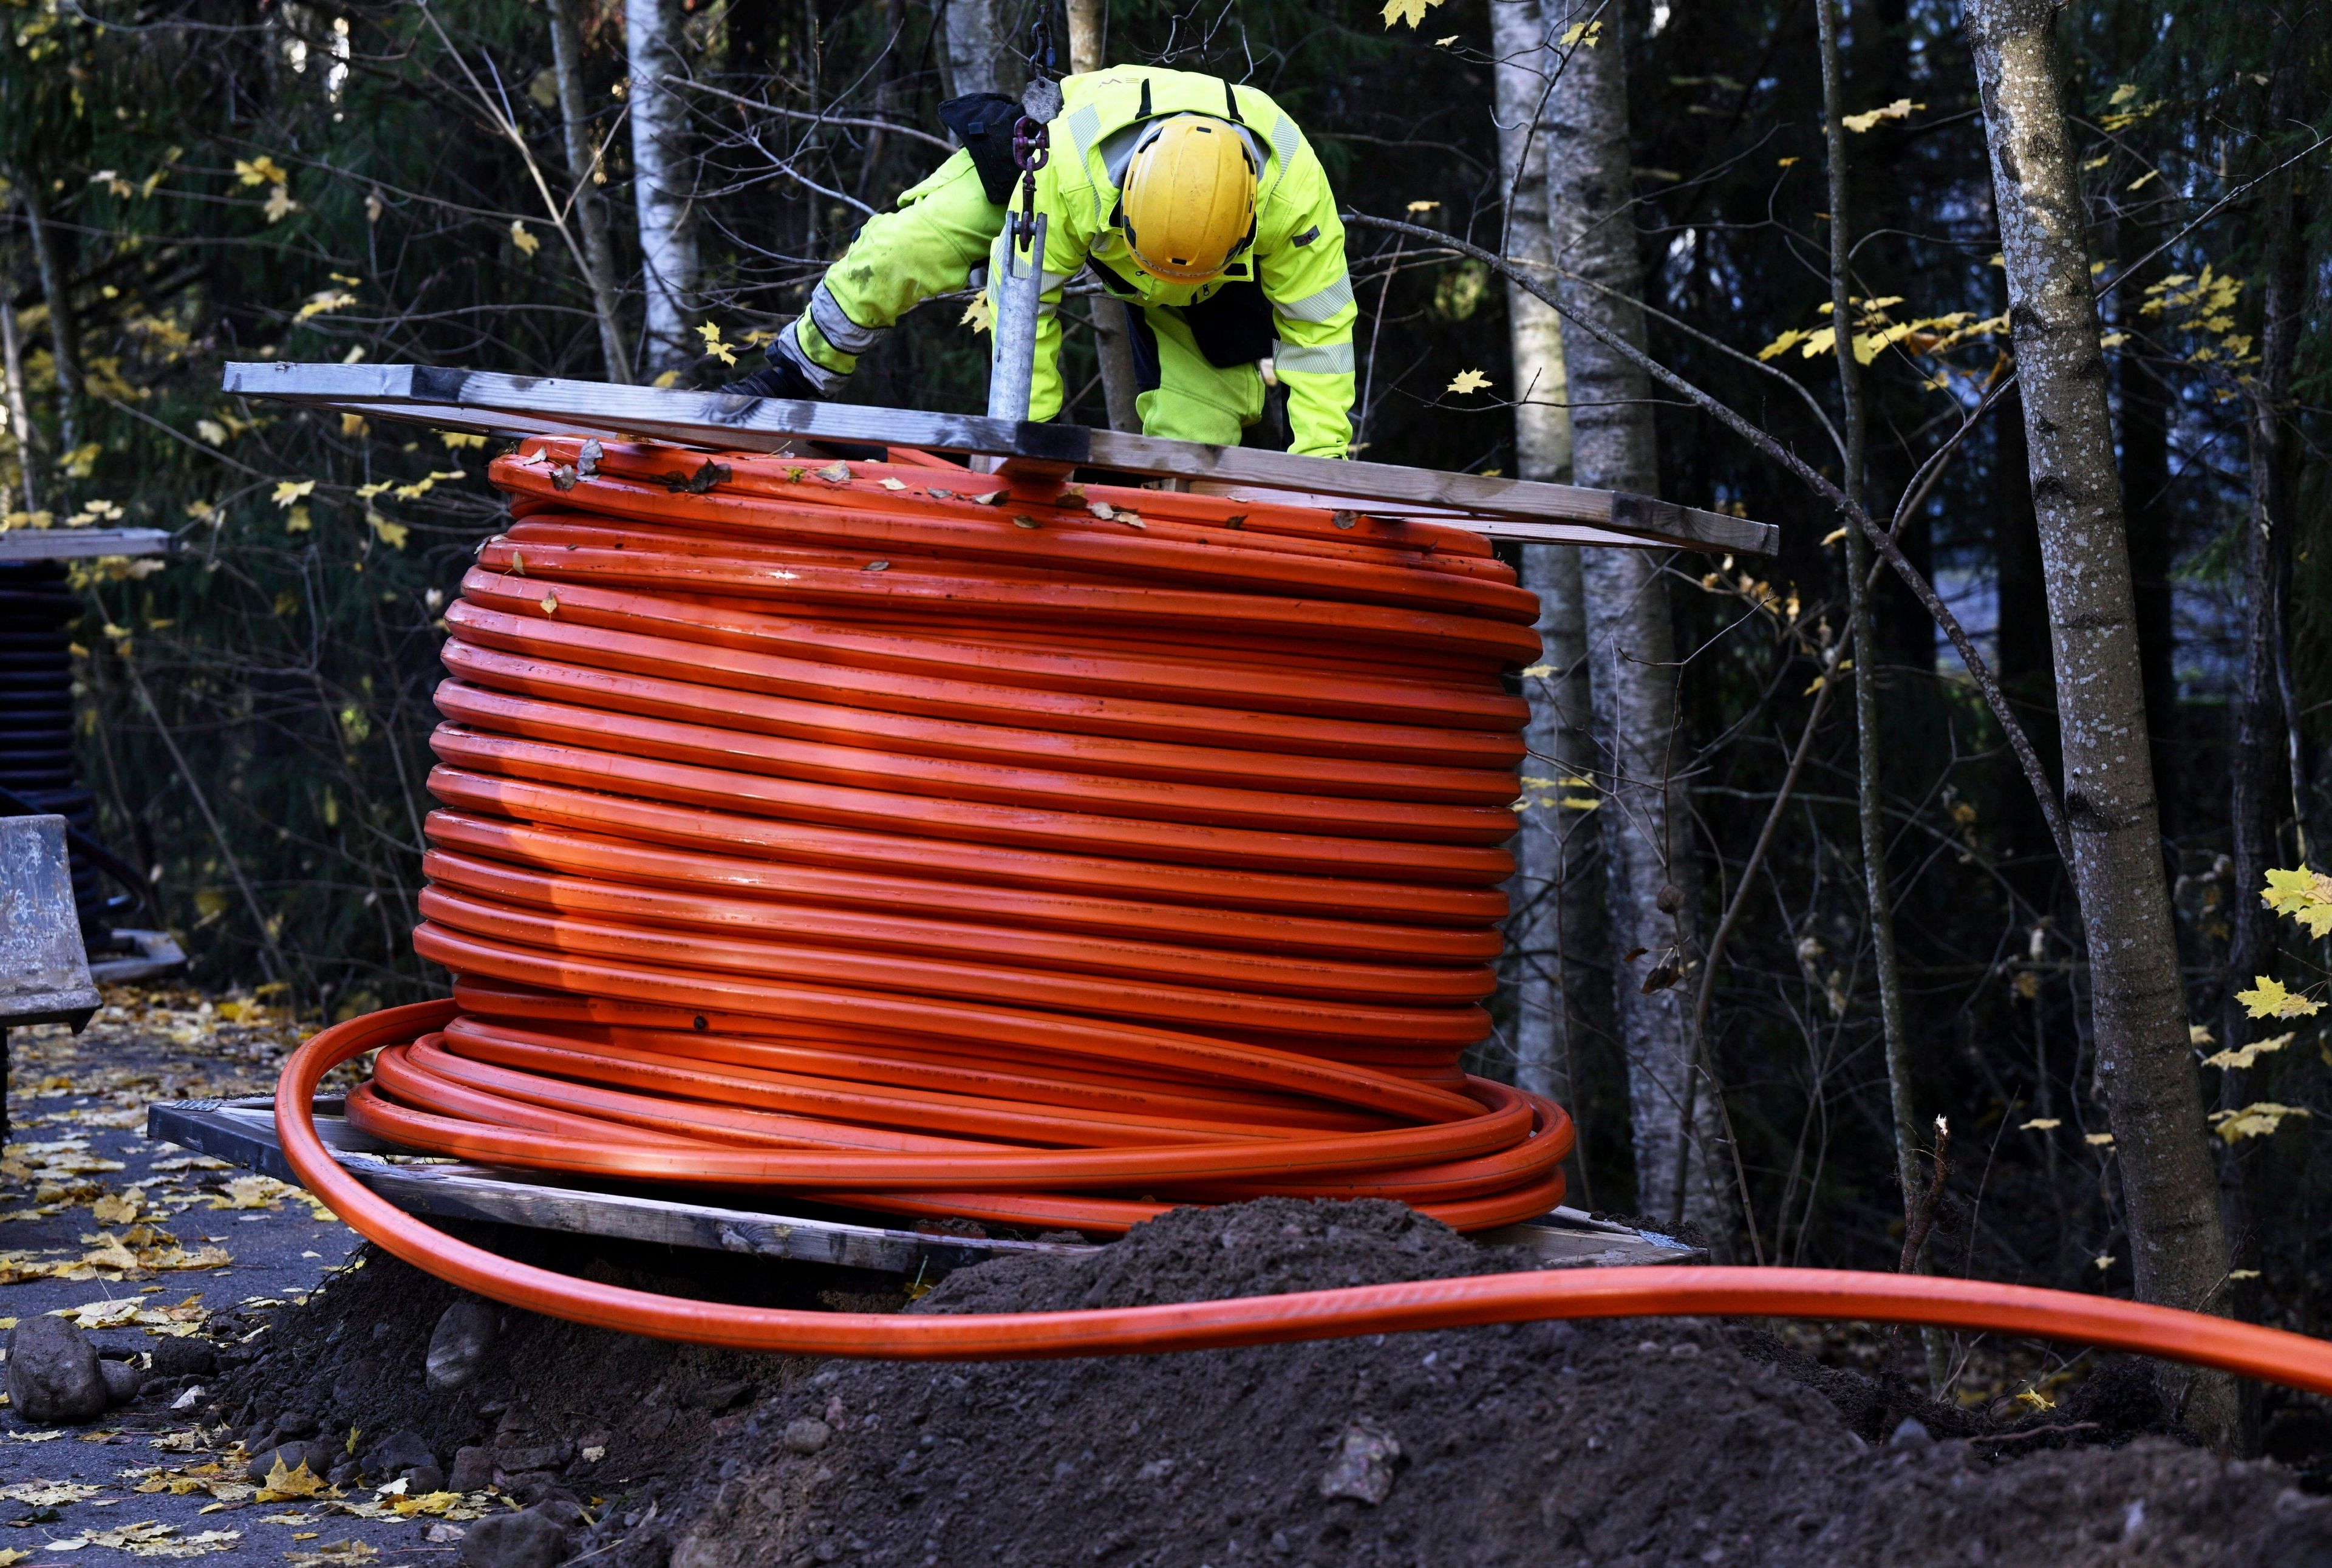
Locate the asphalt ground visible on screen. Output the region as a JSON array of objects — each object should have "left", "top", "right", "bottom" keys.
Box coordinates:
[{"left": 1, "top": 987, "right": 470, "bottom": 1568}]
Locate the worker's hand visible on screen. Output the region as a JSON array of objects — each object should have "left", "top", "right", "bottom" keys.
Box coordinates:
[{"left": 715, "top": 353, "right": 823, "bottom": 403}]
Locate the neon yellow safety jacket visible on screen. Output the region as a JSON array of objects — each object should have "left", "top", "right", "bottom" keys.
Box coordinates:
[{"left": 773, "top": 66, "right": 1358, "bottom": 458}]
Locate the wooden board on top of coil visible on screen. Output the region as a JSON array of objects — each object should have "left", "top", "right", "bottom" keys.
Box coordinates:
[
  {"left": 147, "top": 1097, "right": 1706, "bottom": 1279},
  {"left": 220, "top": 362, "right": 1778, "bottom": 556}
]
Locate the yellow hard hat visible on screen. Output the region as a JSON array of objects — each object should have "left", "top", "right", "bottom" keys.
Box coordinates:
[{"left": 1119, "top": 116, "right": 1257, "bottom": 284}]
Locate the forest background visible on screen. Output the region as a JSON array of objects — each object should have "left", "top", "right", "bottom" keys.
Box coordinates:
[{"left": 1, "top": 0, "right": 2326, "bottom": 1426}]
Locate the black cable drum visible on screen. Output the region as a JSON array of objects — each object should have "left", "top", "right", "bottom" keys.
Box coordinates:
[{"left": 0, "top": 561, "right": 115, "bottom": 932}]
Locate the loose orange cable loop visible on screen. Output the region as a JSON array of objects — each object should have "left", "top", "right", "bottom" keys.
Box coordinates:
[
  {"left": 282, "top": 1002, "right": 2332, "bottom": 1390},
  {"left": 288, "top": 437, "right": 2332, "bottom": 1391}
]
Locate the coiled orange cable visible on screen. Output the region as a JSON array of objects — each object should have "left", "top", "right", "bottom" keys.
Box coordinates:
[
  {"left": 292, "top": 436, "right": 2332, "bottom": 1393},
  {"left": 346, "top": 437, "right": 1568, "bottom": 1233}
]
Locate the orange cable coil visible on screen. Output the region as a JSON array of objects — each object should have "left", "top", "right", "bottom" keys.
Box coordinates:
[
  {"left": 350, "top": 437, "right": 1569, "bottom": 1233},
  {"left": 298, "top": 437, "right": 2332, "bottom": 1394}
]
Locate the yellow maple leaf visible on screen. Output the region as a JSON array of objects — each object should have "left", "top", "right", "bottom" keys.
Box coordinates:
[
  {"left": 2019, "top": 1117, "right": 2061, "bottom": 1131},
  {"left": 1445, "top": 368, "right": 1492, "bottom": 395},
  {"left": 509, "top": 220, "right": 539, "bottom": 257},
  {"left": 697, "top": 322, "right": 737, "bottom": 366},
  {"left": 271, "top": 479, "right": 316, "bottom": 508},
  {"left": 234, "top": 155, "right": 290, "bottom": 186},
  {"left": 1842, "top": 98, "right": 1924, "bottom": 133},
  {"left": 652, "top": 369, "right": 681, "bottom": 388},
  {"left": 1559, "top": 19, "right": 1603, "bottom": 46},
  {"left": 1380, "top": 0, "right": 1447, "bottom": 29},
  {"left": 366, "top": 511, "right": 409, "bottom": 550},
  {"left": 258, "top": 1459, "right": 330, "bottom": 1504},
  {"left": 2236, "top": 975, "right": 2325, "bottom": 1020},
  {"left": 2209, "top": 1102, "right": 2313, "bottom": 1143},
  {"left": 2260, "top": 867, "right": 2332, "bottom": 936},
  {"left": 264, "top": 183, "right": 299, "bottom": 224},
  {"left": 2203, "top": 1032, "right": 2295, "bottom": 1071},
  {"left": 960, "top": 295, "right": 993, "bottom": 335},
  {"left": 1757, "top": 327, "right": 1808, "bottom": 361}
]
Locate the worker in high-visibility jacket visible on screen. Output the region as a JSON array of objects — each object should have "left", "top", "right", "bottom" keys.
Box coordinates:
[{"left": 720, "top": 66, "right": 1358, "bottom": 458}]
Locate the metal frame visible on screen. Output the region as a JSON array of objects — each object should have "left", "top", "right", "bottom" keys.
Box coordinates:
[
  {"left": 145, "top": 1096, "right": 1703, "bottom": 1277},
  {"left": 220, "top": 362, "right": 1778, "bottom": 556},
  {"left": 0, "top": 528, "right": 172, "bottom": 563}
]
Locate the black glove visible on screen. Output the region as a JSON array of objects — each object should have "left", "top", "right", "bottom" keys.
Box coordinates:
[{"left": 717, "top": 351, "right": 823, "bottom": 402}]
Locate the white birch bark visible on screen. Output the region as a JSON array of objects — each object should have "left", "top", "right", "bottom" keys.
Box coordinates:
[
  {"left": 548, "top": 0, "right": 633, "bottom": 383},
  {"left": 1493, "top": 0, "right": 1592, "bottom": 1117},
  {"left": 1542, "top": 5, "right": 1719, "bottom": 1232},
  {"left": 938, "top": 0, "right": 1019, "bottom": 100},
  {"left": 1963, "top": 0, "right": 2237, "bottom": 1441},
  {"left": 626, "top": 0, "right": 700, "bottom": 377}
]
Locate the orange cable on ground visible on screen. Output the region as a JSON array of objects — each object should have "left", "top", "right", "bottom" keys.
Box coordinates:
[{"left": 291, "top": 436, "right": 2332, "bottom": 1394}]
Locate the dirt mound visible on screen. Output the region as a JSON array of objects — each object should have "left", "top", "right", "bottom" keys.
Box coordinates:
[{"left": 213, "top": 1202, "right": 2332, "bottom": 1568}]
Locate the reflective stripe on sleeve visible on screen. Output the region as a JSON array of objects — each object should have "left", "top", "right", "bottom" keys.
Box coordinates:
[
  {"left": 1275, "top": 274, "right": 1354, "bottom": 323},
  {"left": 776, "top": 319, "right": 851, "bottom": 395},
  {"left": 1271, "top": 338, "right": 1355, "bottom": 375},
  {"left": 808, "top": 281, "right": 884, "bottom": 355}
]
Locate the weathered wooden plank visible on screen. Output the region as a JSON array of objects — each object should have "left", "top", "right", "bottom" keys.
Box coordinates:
[
  {"left": 222, "top": 362, "right": 1778, "bottom": 556},
  {"left": 0, "top": 528, "right": 173, "bottom": 563},
  {"left": 145, "top": 1097, "right": 1084, "bottom": 1275},
  {"left": 145, "top": 1097, "right": 1704, "bottom": 1275}
]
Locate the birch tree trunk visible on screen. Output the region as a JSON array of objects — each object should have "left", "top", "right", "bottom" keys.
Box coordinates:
[
  {"left": 625, "top": 0, "right": 700, "bottom": 378},
  {"left": 547, "top": 0, "right": 632, "bottom": 384},
  {"left": 1963, "top": 0, "right": 2237, "bottom": 1442},
  {"left": 15, "top": 185, "right": 80, "bottom": 456},
  {"left": 938, "top": 0, "right": 1019, "bottom": 100},
  {"left": 1066, "top": 0, "right": 1139, "bottom": 432},
  {"left": 1, "top": 302, "right": 40, "bottom": 511},
  {"left": 1543, "top": 5, "right": 1719, "bottom": 1233},
  {"left": 1493, "top": 0, "right": 1594, "bottom": 1134}
]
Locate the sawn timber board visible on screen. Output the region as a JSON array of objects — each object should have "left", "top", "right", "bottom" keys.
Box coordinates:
[
  {"left": 145, "top": 1097, "right": 1705, "bottom": 1277},
  {"left": 220, "top": 361, "right": 1777, "bottom": 556}
]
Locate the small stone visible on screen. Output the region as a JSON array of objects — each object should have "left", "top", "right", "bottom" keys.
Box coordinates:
[
  {"left": 683, "top": 1379, "right": 751, "bottom": 1411},
  {"left": 1318, "top": 1422, "right": 1402, "bottom": 1506},
  {"left": 275, "top": 1412, "right": 322, "bottom": 1440},
  {"left": 246, "top": 1439, "right": 327, "bottom": 1484},
  {"left": 1889, "top": 1417, "right": 1934, "bottom": 1450},
  {"left": 448, "top": 1446, "right": 497, "bottom": 1494},
  {"left": 7, "top": 1315, "right": 109, "bottom": 1424},
  {"left": 148, "top": 1340, "right": 217, "bottom": 1379},
  {"left": 458, "top": 1508, "right": 570, "bottom": 1568},
  {"left": 328, "top": 1462, "right": 361, "bottom": 1489},
  {"left": 403, "top": 1462, "right": 448, "bottom": 1495},
  {"left": 782, "top": 1418, "right": 831, "bottom": 1455},
  {"left": 426, "top": 1524, "right": 467, "bottom": 1545},
  {"left": 427, "top": 1300, "right": 500, "bottom": 1394},
  {"left": 362, "top": 1429, "right": 436, "bottom": 1479},
  {"left": 99, "top": 1358, "right": 144, "bottom": 1406},
  {"left": 494, "top": 1442, "right": 571, "bottom": 1473}
]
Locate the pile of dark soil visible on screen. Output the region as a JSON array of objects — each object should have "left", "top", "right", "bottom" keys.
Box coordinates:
[{"left": 214, "top": 1201, "right": 2332, "bottom": 1568}]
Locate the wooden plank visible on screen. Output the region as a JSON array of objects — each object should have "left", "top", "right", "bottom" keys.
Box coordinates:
[
  {"left": 221, "top": 362, "right": 1778, "bottom": 556},
  {"left": 145, "top": 1097, "right": 1703, "bottom": 1275},
  {"left": 0, "top": 528, "right": 173, "bottom": 562},
  {"left": 145, "top": 1097, "right": 1085, "bottom": 1275}
]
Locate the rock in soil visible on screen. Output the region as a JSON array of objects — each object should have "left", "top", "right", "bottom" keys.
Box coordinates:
[
  {"left": 207, "top": 1199, "right": 2332, "bottom": 1568},
  {"left": 5, "top": 1314, "right": 107, "bottom": 1423},
  {"left": 458, "top": 1507, "right": 571, "bottom": 1568},
  {"left": 428, "top": 1299, "right": 501, "bottom": 1393},
  {"left": 97, "top": 1356, "right": 143, "bottom": 1406}
]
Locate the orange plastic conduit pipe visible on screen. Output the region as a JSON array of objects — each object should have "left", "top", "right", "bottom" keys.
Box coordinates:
[
  {"left": 285, "top": 1003, "right": 2332, "bottom": 1391},
  {"left": 290, "top": 437, "right": 2332, "bottom": 1394}
]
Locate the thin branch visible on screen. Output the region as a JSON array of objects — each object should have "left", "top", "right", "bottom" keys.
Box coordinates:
[{"left": 1345, "top": 211, "right": 2075, "bottom": 866}]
